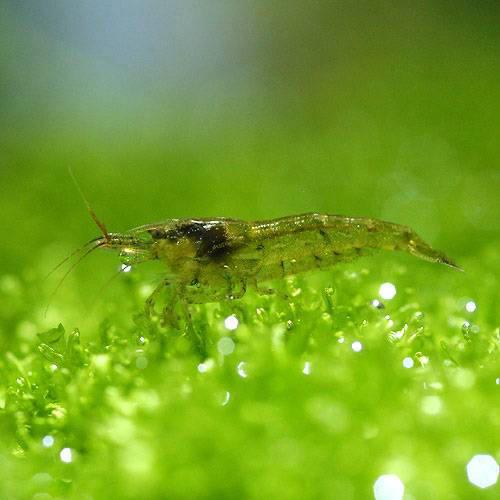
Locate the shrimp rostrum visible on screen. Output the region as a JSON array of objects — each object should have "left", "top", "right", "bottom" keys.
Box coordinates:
[{"left": 80, "top": 213, "right": 460, "bottom": 313}]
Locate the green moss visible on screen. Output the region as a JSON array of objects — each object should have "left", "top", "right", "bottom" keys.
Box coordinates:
[{"left": 0, "top": 248, "right": 498, "bottom": 499}]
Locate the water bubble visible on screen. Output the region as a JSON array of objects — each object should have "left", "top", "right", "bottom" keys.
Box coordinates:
[
  {"left": 59, "top": 447, "right": 73, "bottom": 463},
  {"left": 371, "top": 299, "right": 385, "bottom": 309},
  {"left": 465, "top": 300, "right": 477, "bottom": 313},
  {"left": 42, "top": 435, "right": 54, "bottom": 448},
  {"left": 197, "top": 361, "right": 212, "bottom": 374},
  {"left": 237, "top": 361, "right": 248, "bottom": 378},
  {"left": 121, "top": 264, "right": 132, "bottom": 273},
  {"left": 379, "top": 282, "right": 397, "bottom": 300},
  {"left": 402, "top": 357, "right": 414, "bottom": 369},
  {"left": 466, "top": 454, "right": 499, "bottom": 489},
  {"left": 373, "top": 474, "right": 405, "bottom": 500},
  {"left": 351, "top": 341, "right": 363, "bottom": 352},
  {"left": 224, "top": 315, "right": 239, "bottom": 331},
  {"left": 302, "top": 361, "right": 311, "bottom": 375}
]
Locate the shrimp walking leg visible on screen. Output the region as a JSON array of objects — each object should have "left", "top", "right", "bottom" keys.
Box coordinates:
[
  {"left": 176, "top": 292, "right": 206, "bottom": 356},
  {"left": 145, "top": 279, "right": 171, "bottom": 317}
]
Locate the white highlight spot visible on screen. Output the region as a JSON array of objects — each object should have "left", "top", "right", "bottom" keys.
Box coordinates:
[
  {"left": 217, "top": 337, "right": 235, "bottom": 356},
  {"left": 373, "top": 474, "right": 405, "bottom": 500},
  {"left": 302, "top": 361, "right": 311, "bottom": 375},
  {"left": 121, "top": 264, "right": 132, "bottom": 273},
  {"left": 379, "top": 282, "right": 397, "bottom": 300},
  {"left": 237, "top": 361, "right": 247, "bottom": 378},
  {"left": 42, "top": 435, "right": 54, "bottom": 448},
  {"left": 466, "top": 454, "right": 499, "bottom": 489},
  {"left": 402, "top": 357, "right": 414, "bottom": 369},
  {"left": 338, "top": 337, "right": 345, "bottom": 344},
  {"left": 221, "top": 391, "right": 231, "bottom": 406},
  {"left": 496, "top": 378, "right": 500, "bottom": 385},
  {"left": 197, "top": 362, "right": 209, "bottom": 373},
  {"left": 371, "top": 299, "right": 384, "bottom": 309},
  {"left": 224, "top": 315, "right": 239, "bottom": 331},
  {"left": 351, "top": 341, "right": 363, "bottom": 352},
  {"left": 465, "top": 300, "right": 477, "bottom": 313},
  {"left": 59, "top": 448, "right": 73, "bottom": 463}
]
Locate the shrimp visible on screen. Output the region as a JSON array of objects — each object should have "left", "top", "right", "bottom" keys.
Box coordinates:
[
  {"left": 77, "top": 212, "right": 460, "bottom": 312},
  {"left": 54, "top": 171, "right": 460, "bottom": 320}
]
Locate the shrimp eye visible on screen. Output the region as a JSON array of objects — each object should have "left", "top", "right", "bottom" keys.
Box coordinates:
[{"left": 149, "top": 229, "right": 165, "bottom": 240}]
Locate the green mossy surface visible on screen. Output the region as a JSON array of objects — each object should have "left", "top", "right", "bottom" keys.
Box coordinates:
[
  {"left": 0, "top": 2, "right": 499, "bottom": 499},
  {"left": 1, "top": 249, "right": 498, "bottom": 499}
]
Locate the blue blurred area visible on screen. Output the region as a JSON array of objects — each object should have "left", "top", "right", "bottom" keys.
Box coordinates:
[{"left": 0, "top": 1, "right": 498, "bottom": 272}]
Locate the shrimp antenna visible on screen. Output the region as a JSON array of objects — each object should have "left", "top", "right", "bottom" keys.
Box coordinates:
[
  {"left": 44, "top": 236, "right": 101, "bottom": 281},
  {"left": 44, "top": 240, "right": 107, "bottom": 317},
  {"left": 68, "top": 166, "right": 111, "bottom": 242}
]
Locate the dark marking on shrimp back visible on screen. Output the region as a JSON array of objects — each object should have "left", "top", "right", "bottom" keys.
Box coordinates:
[{"left": 162, "top": 221, "right": 234, "bottom": 259}]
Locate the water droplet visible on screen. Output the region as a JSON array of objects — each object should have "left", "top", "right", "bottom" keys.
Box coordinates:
[
  {"left": 302, "top": 361, "right": 311, "bottom": 375},
  {"left": 197, "top": 360, "right": 214, "bottom": 373},
  {"left": 379, "top": 282, "right": 397, "bottom": 300},
  {"left": 42, "top": 435, "right": 54, "bottom": 448},
  {"left": 351, "top": 341, "right": 363, "bottom": 352},
  {"left": 59, "top": 447, "right": 73, "bottom": 463},
  {"left": 121, "top": 264, "right": 132, "bottom": 273},
  {"left": 237, "top": 361, "right": 247, "bottom": 378},
  {"left": 373, "top": 474, "right": 405, "bottom": 500},
  {"left": 466, "top": 454, "right": 499, "bottom": 489},
  {"left": 371, "top": 299, "right": 385, "bottom": 309},
  {"left": 224, "top": 315, "right": 239, "bottom": 331},
  {"left": 465, "top": 300, "right": 477, "bottom": 313},
  {"left": 402, "top": 357, "right": 414, "bottom": 369}
]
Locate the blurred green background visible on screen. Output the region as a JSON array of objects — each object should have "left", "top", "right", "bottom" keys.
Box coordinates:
[
  {"left": 1, "top": 1, "right": 498, "bottom": 270},
  {"left": 0, "top": 1, "right": 499, "bottom": 499}
]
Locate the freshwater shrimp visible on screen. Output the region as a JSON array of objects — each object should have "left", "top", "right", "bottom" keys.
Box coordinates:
[
  {"left": 53, "top": 171, "right": 460, "bottom": 318},
  {"left": 75, "top": 212, "right": 460, "bottom": 315}
]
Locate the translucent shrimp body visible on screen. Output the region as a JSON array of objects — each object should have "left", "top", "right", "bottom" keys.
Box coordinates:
[{"left": 99, "top": 213, "right": 459, "bottom": 305}]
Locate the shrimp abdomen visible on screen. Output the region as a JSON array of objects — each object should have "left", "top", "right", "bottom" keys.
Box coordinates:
[{"left": 239, "top": 213, "right": 459, "bottom": 278}]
